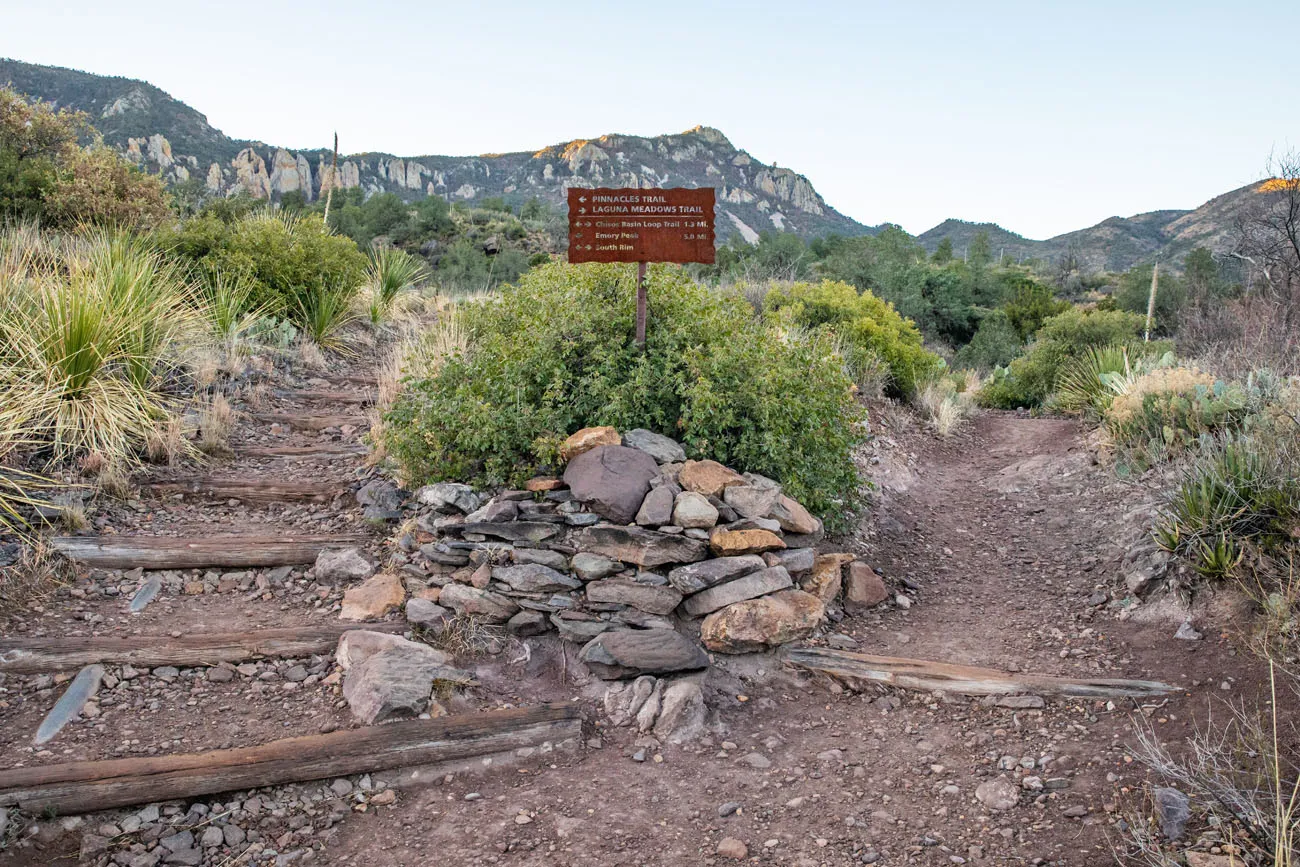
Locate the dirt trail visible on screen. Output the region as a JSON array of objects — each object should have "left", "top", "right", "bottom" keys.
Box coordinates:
[{"left": 2, "top": 408, "right": 1260, "bottom": 866}]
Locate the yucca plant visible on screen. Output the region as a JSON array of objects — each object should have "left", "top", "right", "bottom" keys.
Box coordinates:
[
  {"left": 1052, "top": 344, "right": 1134, "bottom": 415},
  {"left": 200, "top": 268, "right": 267, "bottom": 354},
  {"left": 294, "top": 283, "right": 359, "bottom": 351},
  {"left": 365, "top": 247, "right": 428, "bottom": 325}
]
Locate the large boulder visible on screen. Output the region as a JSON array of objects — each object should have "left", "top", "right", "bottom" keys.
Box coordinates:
[
  {"left": 768, "top": 495, "right": 821, "bottom": 535},
  {"left": 573, "top": 526, "right": 709, "bottom": 568},
  {"left": 700, "top": 589, "right": 826, "bottom": 653},
  {"left": 682, "top": 565, "right": 794, "bottom": 617},
  {"left": 492, "top": 564, "right": 583, "bottom": 593},
  {"left": 709, "top": 527, "right": 786, "bottom": 557},
  {"left": 802, "top": 553, "right": 854, "bottom": 604},
  {"left": 339, "top": 573, "right": 406, "bottom": 620},
  {"left": 579, "top": 629, "right": 709, "bottom": 679},
  {"left": 673, "top": 492, "right": 719, "bottom": 529},
  {"left": 563, "top": 446, "right": 660, "bottom": 525},
  {"left": 653, "top": 679, "right": 707, "bottom": 743},
  {"left": 586, "top": 579, "right": 683, "bottom": 615},
  {"left": 560, "top": 426, "right": 621, "bottom": 461},
  {"left": 667, "top": 555, "right": 766, "bottom": 594},
  {"left": 622, "top": 429, "right": 686, "bottom": 464},
  {"left": 678, "top": 460, "right": 746, "bottom": 498},
  {"left": 844, "top": 562, "right": 888, "bottom": 611},
  {"left": 342, "top": 645, "right": 471, "bottom": 724},
  {"left": 438, "top": 584, "right": 520, "bottom": 623}
]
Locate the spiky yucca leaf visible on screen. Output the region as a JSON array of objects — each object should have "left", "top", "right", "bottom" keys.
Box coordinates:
[{"left": 366, "top": 247, "right": 428, "bottom": 324}]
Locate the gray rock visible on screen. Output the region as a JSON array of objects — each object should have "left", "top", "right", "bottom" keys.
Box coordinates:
[
  {"left": 571, "top": 552, "right": 624, "bottom": 581},
  {"left": 457, "top": 521, "right": 561, "bottom": 543},
  {"left": 129, "top": 576, "right": 162, "bottom": 613},
  {"left": 164, "top": 849, "right": 202, "bottom": 866},
  {"left": 34, "top": 664, "right": 103, "bottom": 746},
  {"left": 654, "top": 679, "right": 707, "bottom": 743},
  {"left": 586, "top": 579, "right": 684, "bottom": 615},
  {"left": 200, "top": 826, "right": 224, "bottom": 848},
  {"left": 0, "top": 542, "right": 20, "bottom": 568},
  {"left": 565, "top": 512, "right": 601, "bottom": 527},
  {"left": 493, "top": 563, "right": 583, "bottom": 593},
  {"left": 356, "top": 480, "right": 403, "bottom": 512},
  {"left": 315, "top": 547, "right": 374, "bottom": 583},
  {"left": 1175, "top": 621, "right": 1203, "bottom": 641},
  {"left": 623, "top": 429, "right": 686, "bottom": 464},
  {"left": 573, "top": 526, "right": 709, "bottom": 568},
  {"left": 763, "top": 547, "right": 816, "bottom": 575},
  {"left": 160, "top": 831, "right": 195, "bottom": 852},
  {"left": 512, "top": 548, "right": 570, "bottom": 571},
  {"left": 481, "top": 500, "right": 519, "bottom": 522},
  {"left": 506, "top": 610, "right": 551, "bottom": 636},
  {"left": 579, "top": 629, "right": 709, "bottom": 679},
  {"left": 223, "top": 824, "right": 246, "bottom": 846},
  {"left": 718, "top": 802, "right": 742, "bottom": 817},
  {"left": 342, "top": 646, "right": 471, "bottom": 724},
  {"left": 417, "top": 483, "right": 481, "bottom": 514},
  {"left": 739, "top": 752, "right": 771, "bottom": 769},
  {"left": 635, "top": 485, "right": 675, "bottom": 527},
  {"left": 667, "top": 555, "right": 767, "bottom": 594},
  {"left": 550, "top": 614, "right": 611, "bottom": 643},
  {"left": 723, "top": 480, "right": 782, "bottom": 519},
  {"left": 673, "top": 491, "right": 719, "bottom": 529},
  {"left": 405, "top": 598, "right": 451, "bottom": 631},
  {"left": 563, "top": 445, "right": 661, "bottom": 525},
  {"left": 682, "top": 566, "right": 793, "bottom": 617},
  {"left": 974, "top": 778, "right": 1019, "bottom": 812},
  {"left": 604, "top": 675, "right": 658, "bottom": 725},
  {"left": 437, "top": 584, "right": 520, "bottom": 623},
  {"left": 1154, "top": 787, "right": 1191, "bottom": 840}
]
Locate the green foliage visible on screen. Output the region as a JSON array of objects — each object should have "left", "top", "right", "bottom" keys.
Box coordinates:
[
  {"left": 365, "top": 246, "right": 428, "bottom": 323},
  {"left": 953, "top": 310, "right": 1022, "bottom": 370},
  {"left": 294, "top": 283, "right": 359, "bottom": 350},
  {"left": 978, "top": 307, "right": 1157, "bottom": 409},
  {"left": 762, "top": 279, "right": 944, "bottom": 397},
  {"left": 931, "top": 237, "right": 953, "bottom": 264},
  {"left": 1002, "top": 277, "right": 1070, "bottom": 342},
  {"left": 1052, "top": 345, "right": 1140, "bottom": 416},
  {"left": 1103, "top": 367, "right": 1251, "bottom": 469},
  {"left": 384, "top": 263, "right": 866, "bottom": 525},
  {"left": 436, "top": 240, "right": 529, "bottom": 293}
]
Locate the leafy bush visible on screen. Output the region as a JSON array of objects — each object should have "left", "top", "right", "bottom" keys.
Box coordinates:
[
  {"left": 384, "top": 263, "right": 866, "bottom": 524},
  {"left": 762, "top": 279, "right": 943, "bottom": 397},
  {"left": 1002, "top": 277, "right": 1070, "bottom": 342},
  {"left": 953, "top": 310, "right": 1022, "bottom": 370},
  {"left": 160, "top": 209, "right": 366, "bottom": 326},
  {"left": 978, "top": 307, "right": 1161, "bottom": 409}
]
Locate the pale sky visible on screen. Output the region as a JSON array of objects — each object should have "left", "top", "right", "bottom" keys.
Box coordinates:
[{"left": 2, "top": 0, "right": 1294, "bottom": 239}]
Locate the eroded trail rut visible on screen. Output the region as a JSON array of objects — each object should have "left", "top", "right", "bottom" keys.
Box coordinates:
[{"left": 4, "top": 411, "right": 1255, "bottom": 866}]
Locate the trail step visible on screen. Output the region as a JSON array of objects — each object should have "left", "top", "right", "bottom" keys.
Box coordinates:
[
  {"left": 234, "top": 444, "right": 368, "bottom": 460},
  {"left": 50, "top": 533, "right": 369, "bottom": 570},
  {"left": 144, "top": 477, "right": 344, "bottom": 504},
  {"left": 253, "top": 412, "right": 368, "bottom": 432},
  {"left": 275, "top": 388, "right": 376, "bottom": 406}
]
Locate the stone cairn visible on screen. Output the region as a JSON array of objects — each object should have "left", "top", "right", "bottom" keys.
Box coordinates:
[{"left": 390, "top": 426, "right": 888, "bottom": 682}]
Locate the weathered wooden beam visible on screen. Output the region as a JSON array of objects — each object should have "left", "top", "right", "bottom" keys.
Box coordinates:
[
  {"left": 49, "top": 534, "right": 369, "bottom": 570},
  {"left": 783, "top": 647, "right": 1175, "bottom": 699},
  {"left": 0, "top": 623, "right": 405, "bottom": 674},
  {"left": 234, "top": 444, "right": 368, "bottom": 460},
  {"left": 277, "top": 388, "right": 375, "bottom": 406},
  {"left": 143, "top": 477, "right": 343, "bottom": 504},
  {"left": 253, "top": 412, "right": 367, "bottom": 432},
  {"left": 0, "top": 704, "right": 584, "bottom": 815}
]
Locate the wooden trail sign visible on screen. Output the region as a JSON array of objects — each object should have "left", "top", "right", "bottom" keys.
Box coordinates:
[{"left": 567, "top": 187, "right": 716, "bottom": 344}]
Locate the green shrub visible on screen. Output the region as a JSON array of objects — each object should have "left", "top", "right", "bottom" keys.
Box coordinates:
[
  {"left": 978, "top": 307, "right": 1162, "bottom": 409},
  {"left": 365, "top": 246, "right": 427, "bottom": 324},
  {"left": 762, "top": 279, "right": 943, "bottom": 397},
  {"left": 1104, "top": 367, "right": 1250, "bottom": 465},
  {"left": 1002, "top": 277, "right": 1070, "bottom": 342},
  {"left": 384, "top": 263, "right": 866, "bottom": 525},
  {"left": 954, "top": 310, "right": 1022, "bottom": 370}
]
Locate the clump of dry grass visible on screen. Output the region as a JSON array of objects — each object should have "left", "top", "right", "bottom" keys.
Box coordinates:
[
  {"left": 915, "top": 371, "right": 980, "bottom": 437},
  {"left": 144, "top": 413, "right": 190, "bottom": 465},
  {"left": 417, "top": 611, "right": 511, "bottom": 657},
  {"left": 296, "top": 338, "right": 327, "bottom": 370},
  {"left": 197, "top": 393, "right": 236, "bottom": 455},
  {"left": 94, "top": 462, "right": 134, "bottom": 500},
  {"left": 0, "top": 539, "right": 73, "bottom": 617}
]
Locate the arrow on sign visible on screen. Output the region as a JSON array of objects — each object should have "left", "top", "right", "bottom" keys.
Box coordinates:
[
  {"left": 579, "top": 196, "right": 587, "bottom": 203},
  {"left": 578, "top": 208, "right": 586, "bottom": 214}
]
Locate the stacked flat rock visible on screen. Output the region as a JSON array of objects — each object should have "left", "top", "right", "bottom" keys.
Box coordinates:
[{"left": 403, "top": 426, "right": 874, "bottom": 677}]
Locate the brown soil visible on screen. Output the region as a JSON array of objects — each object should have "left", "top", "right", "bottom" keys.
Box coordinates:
[{"left": 0, "top": 384, "right": 1274, "bottom": 866}]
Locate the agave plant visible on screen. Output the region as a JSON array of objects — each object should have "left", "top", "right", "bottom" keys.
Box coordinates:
[{"left": 365, "top": 247, "right": 428, "bottom": 325}]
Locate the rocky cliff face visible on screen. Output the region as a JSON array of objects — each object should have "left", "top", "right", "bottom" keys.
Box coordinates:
[{"left": 0, "top": 58, "right": 870, "bottom": 243}]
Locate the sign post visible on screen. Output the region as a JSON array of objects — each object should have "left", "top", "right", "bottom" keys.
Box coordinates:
[{"left": 567, "top": 187, "right": 716, "bottom": 346}]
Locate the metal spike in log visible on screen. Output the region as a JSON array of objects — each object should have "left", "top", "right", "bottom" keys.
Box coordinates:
[{"left": 783, "top": 647, "right": 1174, "bottom": 700}]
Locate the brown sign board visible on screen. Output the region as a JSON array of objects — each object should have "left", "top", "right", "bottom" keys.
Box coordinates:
[{"left": 567, "top": 187, "right": 715, "bottom": 264}]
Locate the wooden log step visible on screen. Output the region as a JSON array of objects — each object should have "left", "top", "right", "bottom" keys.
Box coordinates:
[
  {"left": 0, "top": 704, "right": 583, "bottom": 815},
  {"left": 253, "top": 412, "right": 368, "bottom": 432},
  {"left": 783, "top": 647, "right": 1175, "bottom": 700},
  {"left": 50, "top": 534, "right": 369, "bottom": 570},
  {"left": 234, "top": 443, "right": 368, "bottom": 460},
  {"left": 144, "top": 477, "right": 343, "bottom": 504},
  {"left": 0, "top": 623, "right": 404, "bottom": 674},
  {"left": 277, "top": 388, "right": 376, "bottom": 406}
]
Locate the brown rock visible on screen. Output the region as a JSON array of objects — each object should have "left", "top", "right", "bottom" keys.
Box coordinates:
[
  {"left": 525, "top": 476, "right": 564, "bottom": 492},
  {"left": 574, "top": 525, "right": 709, "bottom": 568},
  {"left": 801, "top": 553, "right": 854, "bottom": 604},
  {"left": 678, "top": 459, "right": 746, "bottom": 498},
  {"left": 717, "top": 838, "right": 748, "bottom": 860},
  {"left": 672, "top": 491, "right": 719, "bottom": 529},
  {"left": 437, "top": 583, "right": 520, "bottom": 623},
  {"left": 578, "top": 628, "right": 709, "bottom": 679},
  {"left": 563, "top": 445, "right": 660, "bottom": 524},
  {"left": 1185, "top": 853, "right": 1237, "bottom": 867},
  {"left": 709, "top": 527, "right": 786, "bottom": 557},
  {"left": 413, "top": 586, "right": 442, "bottom": 602},
  {"left": 560, "top": 426, "right": 621, "bottom": 461},
  {"left": 844, "top": 562, "right": 888, "bottom": 611},
  {"left": 336, "top": 630, "right": 447, "bottom": 671},
  {"left": 768, "top": 495, "right": 821, "bottom": 535},
  {"left": 340, "top": 573, "right": 406, "bottom": 621},
  {"left": 702, "top": 590, "right": 825, "bottom": 652},
  {"left": 586, "top": 579, "right": 683, "bottom": 615},
  {"left": 469, "top": 562, "right": 492, "bottom": 589}
]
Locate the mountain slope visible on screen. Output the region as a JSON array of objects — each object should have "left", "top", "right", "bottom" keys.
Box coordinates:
[{"left": 0, "top": 58, "right": 875, "bottom": 243}]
